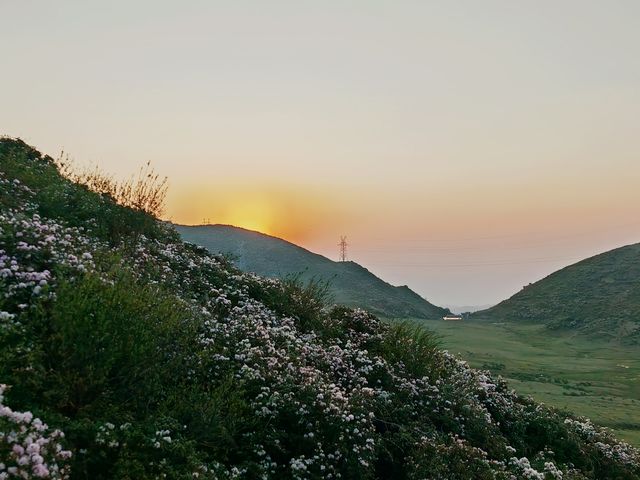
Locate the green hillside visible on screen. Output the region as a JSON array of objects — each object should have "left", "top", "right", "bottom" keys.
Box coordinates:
[
  {"left": 176, "top": 224, "right": 448, "bottom": 320},
  {"left": 475, "top": 244, "right": 640, "bottom": 341},
  {"left": 2, "top": 137, "right": 640, "bottom": 479}
]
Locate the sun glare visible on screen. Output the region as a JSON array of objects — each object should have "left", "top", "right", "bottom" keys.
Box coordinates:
[{"left": 223, "top": 197, "right": 275, "bottom": 235}]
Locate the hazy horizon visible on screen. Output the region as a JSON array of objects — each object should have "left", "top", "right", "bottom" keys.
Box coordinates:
[{"left": 3, "top": 1, "right": 640, "bottom": 306}]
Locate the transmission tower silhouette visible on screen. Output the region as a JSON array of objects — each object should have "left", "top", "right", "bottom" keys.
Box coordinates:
[{"left": 338, "top": 236, "right": 348, "bottom": 262}]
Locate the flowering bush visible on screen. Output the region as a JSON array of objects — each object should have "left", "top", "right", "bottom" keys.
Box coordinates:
[
  {"left": 1, "top": 138, "right": 639, "bottom": 479},
  {"left": 0, "top": 385, "right": 72, "bottom": 479}
]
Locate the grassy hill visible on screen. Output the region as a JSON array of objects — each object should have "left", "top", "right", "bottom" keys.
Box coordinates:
[
  {"left": 474, "top": 243, "right": 640, "bottom": 341},
  {"left": 1, "top": 137, "right": 639, "bottom": 479},
  {"left": 176, "top": 224, "right": 448, "bottom": 320}
]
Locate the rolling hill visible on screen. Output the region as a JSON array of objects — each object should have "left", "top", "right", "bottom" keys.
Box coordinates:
[
  {"left": 175, "top": 224, "right": 448, "bottom": 319},
  {"left": 474, "top": 243, "right": 640, "bottom": 341}
]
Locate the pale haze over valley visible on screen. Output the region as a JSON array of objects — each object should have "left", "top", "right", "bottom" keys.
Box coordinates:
[{"left": 3, "top": 1, "right": 640, "bottom": 306}]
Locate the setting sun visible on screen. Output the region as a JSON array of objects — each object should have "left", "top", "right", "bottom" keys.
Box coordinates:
[{"left": 221, "top": 195, "right": 275, "bottom": 235}]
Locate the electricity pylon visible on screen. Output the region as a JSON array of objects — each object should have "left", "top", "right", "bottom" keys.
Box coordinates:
[{"left": 338, "top": 236, "right": 348, "bottom": 262}]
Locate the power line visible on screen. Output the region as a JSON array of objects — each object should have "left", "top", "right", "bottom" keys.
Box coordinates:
[
  {"left": 361, "top": 220, "right": 640, "bottom": 247},
  {"left": 366, "top": 256, "right": 583, "bottom": 268}
]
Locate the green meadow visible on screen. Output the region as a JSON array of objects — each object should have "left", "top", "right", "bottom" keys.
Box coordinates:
[{"left": 409, "top": 319, "right": 640, "bottom": 446}]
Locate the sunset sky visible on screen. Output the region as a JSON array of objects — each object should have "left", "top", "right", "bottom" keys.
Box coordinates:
[{"left": 3, "top": 1, "right": 640, "bottom": 307}]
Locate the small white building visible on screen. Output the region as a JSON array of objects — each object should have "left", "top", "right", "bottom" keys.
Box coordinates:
[{"left": 442, "top": 314, "right": 463, "bottom": 321}]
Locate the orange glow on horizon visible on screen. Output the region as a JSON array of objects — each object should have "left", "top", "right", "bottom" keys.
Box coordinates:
[
  {"left": 165, "top": 183, "right": 354, "bottom": 245},
  {"left": 220, "top": 195, "right": 277, "bottom": 236}
]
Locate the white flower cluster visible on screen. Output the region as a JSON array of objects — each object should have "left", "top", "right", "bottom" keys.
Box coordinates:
[
  {"left": 509, "top": 456, "right": 545, "bottom": 479},
  {"left": 152, "top": 429, "right": 172, "bottom": 449},
  {"left": 507, "top": 456, "right": 563, "bottom": 479},
  {"left": 564, "top": 417, "right": 640, "bottom": 466},
  {"left": 0, "top": 209, "right": 98, "bottom": 334},
  {"left": 0, "top": 385, "right": 72, "bottom": 479}
]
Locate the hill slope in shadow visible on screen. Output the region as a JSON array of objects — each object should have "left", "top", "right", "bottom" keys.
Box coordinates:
[
  {"left": 474, "top": 243, "right": 640, "bottom": 342},
  {"left": 176, "top": 224, "right": 448, "bottom": 319}
]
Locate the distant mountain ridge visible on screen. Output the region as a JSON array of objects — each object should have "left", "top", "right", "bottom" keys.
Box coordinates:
[
  {"left": 176, "top": 224, "right": 448, "bottom": 319},
  {"left": 474, "top": 243, "right": 640, "bottom": 342}
]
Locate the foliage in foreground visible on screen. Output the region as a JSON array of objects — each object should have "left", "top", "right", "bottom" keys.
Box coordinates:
[{"left": 1, "top": 137, "right": 639, "bottom": 479}]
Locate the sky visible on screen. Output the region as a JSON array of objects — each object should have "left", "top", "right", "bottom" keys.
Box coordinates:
[{"left": 2, "top": 1, "right": 640, "bottom": 308}]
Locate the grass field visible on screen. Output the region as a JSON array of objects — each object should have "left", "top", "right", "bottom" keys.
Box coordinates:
[{"left": 406, "top": 319, "right": 640, "bottom": 446}]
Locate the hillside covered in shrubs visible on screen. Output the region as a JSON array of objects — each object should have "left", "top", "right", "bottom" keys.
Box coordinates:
[
  {"left": 474, "top": 244, "right": 640, "bottom": 343},
  {"left": 1, "top": 137, "right": 639, "bottom": 479},
  {"left": 175, "top": 224, "right": 448, "bottom": 320}
]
